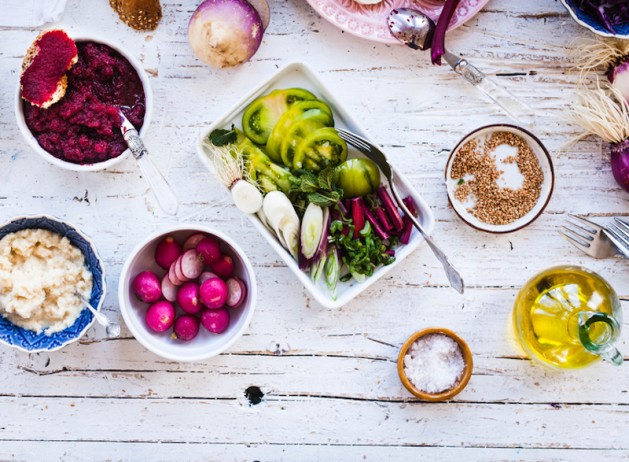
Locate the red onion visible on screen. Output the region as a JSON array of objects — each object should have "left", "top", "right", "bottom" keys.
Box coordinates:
[
  {"left": 611, "top": 139, "right": 629, "bottom": 193},
  {"left": 609, "top": 59, "right": 629, "bottom": 104},
  {"left": 430, "top": 0, "right": 461, "bottom": 66}
]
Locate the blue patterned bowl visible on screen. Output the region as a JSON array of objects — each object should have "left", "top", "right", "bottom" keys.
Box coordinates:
[
  {"left": 561, "top": 0, "right": 629, "bottom": 39},
  {"left": 0, "top": 215, "right": 106, "bottom": 352}
]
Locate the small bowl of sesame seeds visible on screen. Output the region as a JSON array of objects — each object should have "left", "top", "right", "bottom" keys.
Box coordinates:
[
  {"left": 445, "top": 124, "right": 554, "bottom": 233},
  {"left": 398, "top": 327, "right": 473, "bottom": 402}
]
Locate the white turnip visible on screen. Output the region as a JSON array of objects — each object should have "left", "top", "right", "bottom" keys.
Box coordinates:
[{"left": 188, "top": 0, "right": 263, "bottom": 69}]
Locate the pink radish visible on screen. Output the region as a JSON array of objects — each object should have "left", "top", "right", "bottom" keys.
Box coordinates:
[
  {"left": 168, "top": 261, "right": 185, "bottom": 286},
  {"left": 174, "top": 255, "right": 189, "bottom": 283},
  {"left": 132, "top": 271, "right": 162, "bottom": 303},
  {"left": 154, "top": 236, "right": 182, "bottom": 270},
  {"left": 181, "top": 249, "right": 204, "bottom": 279},
  {"left": 226, "top": 277, "right": 246, "bottom": 308},
  {"left": 199, "top": 277, "right": 228, "bottom": 309},
  {"left": 172, "top": 314, "right": 200, "bottom": 341},
  {"left": 196, "top": 237, "right": 221, "bottom": 265},
  {"left": 177, "top": 282, "right": 201, "bottom": 314},
  {"left": 198, "top": 271, "right": 218, "bottom": 284},
  {"left": 211, "top": 255, "right": 234, "bottom": 279},
  {"left": 145, "top": 301, "right": 176, "bottom": 332},
  {"left": 161, "top": 274, "right": 178, "bottom": 302},
  {"left": 201, "top": 308, "right": 230, "bottom": 334},
  {"left": 183, "top": 233, "right": 206, "bottom": 251}
]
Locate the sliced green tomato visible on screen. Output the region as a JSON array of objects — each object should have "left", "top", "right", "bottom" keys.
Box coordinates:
[
  {"left": 266, "top": 100, "right": 333, "bottom": 163},
  {"left": 242, "top": 88, "right": 317, "bottom": 145},
  {"left": 280, "top": 109, "right": 334, "bottom": 167},
  {"left": 335, "top": 158, "right": 381, "bottom": 198},
  {"left": 293, "top": 127, "right": 348, "bottom": 172}
]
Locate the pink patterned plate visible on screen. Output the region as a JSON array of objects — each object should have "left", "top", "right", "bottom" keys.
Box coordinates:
[{"left": 305, "top": 0, "right": 491, "bottom": 44}]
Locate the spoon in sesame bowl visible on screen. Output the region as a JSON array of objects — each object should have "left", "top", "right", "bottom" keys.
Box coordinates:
[{"left": 387, "top": 7, "right": 536, "bottom": 127}]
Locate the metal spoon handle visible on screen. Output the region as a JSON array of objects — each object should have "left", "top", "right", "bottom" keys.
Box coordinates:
[
  {"left": 76, "top": 293, "right": 121, "bottom": 338},
  {"left": 120, "top": 114, "right": 179, "bottom": 216},
  {"left": 443, "top": 51, "right": 536, "bottom": 128},
  {"left": 389, "top": 182, "right": 465, "bottom": 294}
]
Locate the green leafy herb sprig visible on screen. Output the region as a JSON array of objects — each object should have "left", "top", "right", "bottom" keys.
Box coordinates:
[
  {"left": 329, "top": 204, "right": 395, "bottom": 279},
  {"left": 290, "top": 167, "right": 343, "bottom": 209}
]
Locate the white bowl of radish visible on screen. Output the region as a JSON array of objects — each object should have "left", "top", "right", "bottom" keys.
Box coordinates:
[{"left": 118, "top": 225, "right": 256, "bottom": 362}]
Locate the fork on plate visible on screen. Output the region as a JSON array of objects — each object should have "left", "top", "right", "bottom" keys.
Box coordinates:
[{"left": 335, "top": 127, "right": 465, "bottom": 294}]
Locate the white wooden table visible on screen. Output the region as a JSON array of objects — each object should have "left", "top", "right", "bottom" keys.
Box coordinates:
[{"left": 1, "top": 1, "right": 628, "bottom": 460}]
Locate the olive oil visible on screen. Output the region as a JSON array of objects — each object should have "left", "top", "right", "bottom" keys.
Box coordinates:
[{"left": 513, "top": 266, "right": 621, "bottom": 369}]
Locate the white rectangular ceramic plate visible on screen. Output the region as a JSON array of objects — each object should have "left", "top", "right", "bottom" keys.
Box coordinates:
[{"left": 196, "top": 62, "right": 435, "bottom": 309}]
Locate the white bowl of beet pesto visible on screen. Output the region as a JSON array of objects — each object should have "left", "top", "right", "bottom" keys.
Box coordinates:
[
  {"left": 15, "top": 30, "right": 152, "bottom": 172},
  {"left": 445, "top": 124, "right": 554, "bottom": 234}
]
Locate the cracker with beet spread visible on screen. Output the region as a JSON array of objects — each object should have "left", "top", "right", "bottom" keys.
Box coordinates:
[{"left": 20, "top": 30, "right": 78, "bottom": 109}]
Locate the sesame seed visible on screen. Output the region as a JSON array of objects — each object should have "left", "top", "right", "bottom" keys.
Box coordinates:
[{"left": 451, "top": 131, "right": 544, "bottom": 226}]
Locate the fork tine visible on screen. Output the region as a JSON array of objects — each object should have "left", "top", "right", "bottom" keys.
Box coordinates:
[
  {"left": 567, "top": 214, "right": 602, "bottom": 234},
  {"left": 563, "top": 220, "right": 596, "bottom": 240},
  {"left": 559, "top": 226, "right": 592, "bottom": 246},
  {"left": 558, "top": 230, "right": 592, "bottom": 254},
  {"left": 609, "top": 222, "right": 629, "bottom": 242},
  {"left": 336, "top": 128, "right": 371, "bottom": 152},
  {"left": 604, "top": 225, "right": 629, "bottom": 258},
  {"left": 613, "top": 217, "right": 629, "bottom": 234}
]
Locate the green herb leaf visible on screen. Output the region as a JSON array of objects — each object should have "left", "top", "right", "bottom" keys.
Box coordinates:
[
  {"left": 457, "top": 178, "right": 465, "bottom": 186},
  {"left": 209, "top": 126, "right": 237, "bottom": 146},
  {"left": 317, "top": 167, "right": 336, "bottom": 190},
  {"left": 307, "top": 191, "right": 341, "bottom": 207}
]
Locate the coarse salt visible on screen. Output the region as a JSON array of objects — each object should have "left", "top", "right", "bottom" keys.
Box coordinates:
[{"left": 403, "top": 333, "right": 465, "bottom": 394}]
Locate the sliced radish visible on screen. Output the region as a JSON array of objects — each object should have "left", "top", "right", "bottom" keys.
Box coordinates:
[
  {"left": 161, "top": 274, "right": 178, "bottom": 301},
  {"left": 174, "top": 255, "right": 189, "bottom": 283},
  {"left": 181, "top": 249, "right": 204, "bottom": 279},
  {"left": 226, "top": 277, "right": 246, "bottom": 308},
  {"left": 199, "top": 271, "right": 218, "bottom": 284},
  {"left": 183, "top": 233, "right": 207, "bottom": 250},
  {"left": 169, "top": 261, "right": 185, "bottom": 286}
]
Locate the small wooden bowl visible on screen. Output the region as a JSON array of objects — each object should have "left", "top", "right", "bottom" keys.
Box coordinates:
[{"left": 398, "top": 327, "right": 473, "bottom": 402}]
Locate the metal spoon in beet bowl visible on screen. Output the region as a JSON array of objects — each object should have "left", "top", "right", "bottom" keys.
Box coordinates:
[
  {"left": 387, "top": 8, "right": 536, "bottom": 127},
  {"left": 119, "top": 110, "right": 179, "bottom": 216}
]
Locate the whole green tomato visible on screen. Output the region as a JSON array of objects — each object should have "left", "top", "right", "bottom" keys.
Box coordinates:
[{"left": 335, "top": 158, "right": 381, "bottom": 198}]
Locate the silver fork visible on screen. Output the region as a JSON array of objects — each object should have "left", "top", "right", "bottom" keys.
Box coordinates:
[
  {"left": 559, "top": 215, "right": 618, "bottom": 259},
  {"left": 605, "top": 218, "right": 629, "bottom": 258},
  {"left": 336, "top": 127, "right": 464, "bottom": 294}
]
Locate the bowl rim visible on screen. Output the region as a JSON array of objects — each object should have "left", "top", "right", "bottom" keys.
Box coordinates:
[
  {"left": 397, "top": 327, "right": 473, "bottom": 402},
  {"left": 444, "top": 123, "right": 555, "bottom": 234},
  {"left": 0, "top": 213, "right": 107, "bottom": 353},
  {"left": 118, "top": 224, "right": 258, "bottom": 362},
  {"left": 560, "top": 0, "right": 629, "bottom": 39},
  {"left": 14, "top": 32, "right": 153, "bottom": 172}
]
